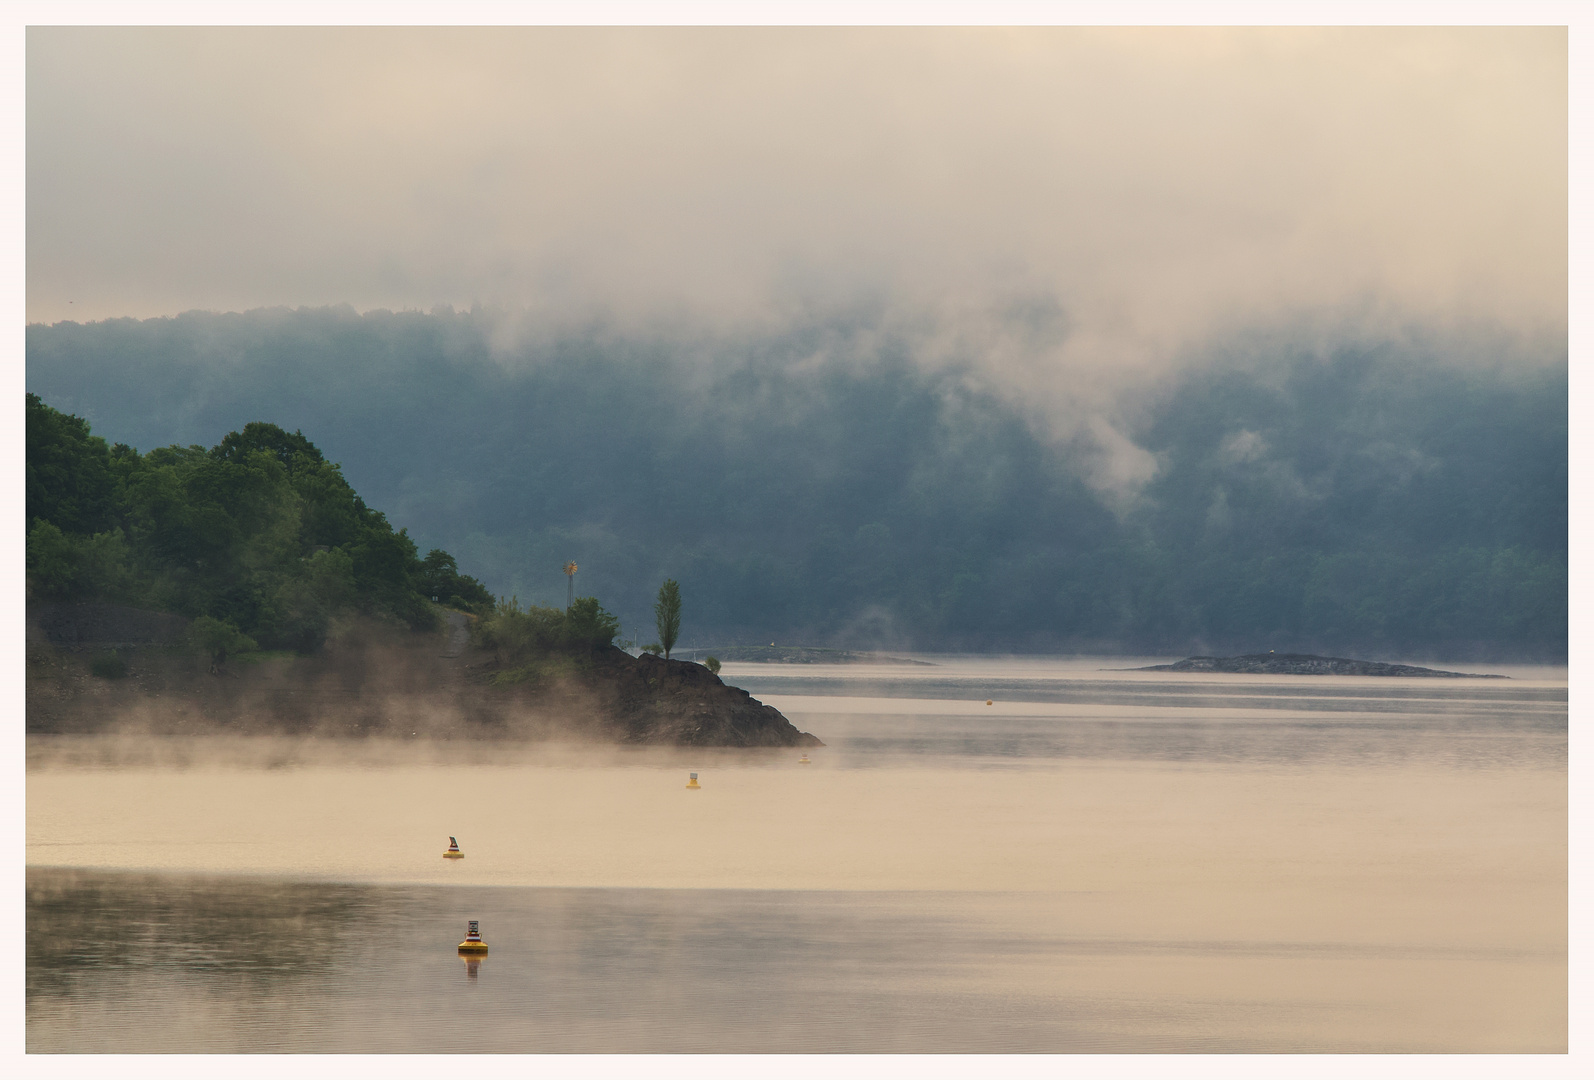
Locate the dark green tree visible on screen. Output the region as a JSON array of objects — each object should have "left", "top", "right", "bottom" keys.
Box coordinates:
[
  {"left": 187, "top": 615, "right": 258, "bottom": 671},
  {"left": 564, "top": 596, "right": 622, "bottom": 651},
  {"left": 418, "top": 548, "right": 494, "bottom": 613},
  {"left": 654, "top": 579, "right": 682, "bottom": 659},
  {"left": 26, "top": 393, "right": 115, "bottom": 534},
  {"left": 212, "top": 422, "right": 326, "bottom": 470},
  {"left": 474, "top": 594, "right": 619, "bottom": 658}
]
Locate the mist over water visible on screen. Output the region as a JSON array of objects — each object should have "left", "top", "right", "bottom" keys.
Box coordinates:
[
  {"left": 26, "top": 660, "right": 1566, "bottom": 1052},
  {"left": 23, "top": 25, "right": 1568, "bottom": 1057}
]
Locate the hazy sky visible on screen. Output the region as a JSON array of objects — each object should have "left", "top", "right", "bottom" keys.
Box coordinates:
[{"left": 27, "top": 26, "right": 1567, "bottom": 443}]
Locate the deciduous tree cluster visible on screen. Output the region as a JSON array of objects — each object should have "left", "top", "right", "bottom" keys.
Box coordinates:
[{"left": 26, "top": 393, "right": 493, "bottom": 654}]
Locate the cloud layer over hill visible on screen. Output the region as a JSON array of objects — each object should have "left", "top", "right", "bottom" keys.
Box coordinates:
[{"left": 27, "top": 309, "right": 1566, "bottom": 660}]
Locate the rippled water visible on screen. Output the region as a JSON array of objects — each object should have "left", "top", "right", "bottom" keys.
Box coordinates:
[{"left": 26, "top": 658, "right": 1568, "bottom": 1052}]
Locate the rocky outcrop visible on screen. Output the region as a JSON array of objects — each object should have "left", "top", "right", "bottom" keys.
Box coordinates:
[
  {"left": 1136, "top": 653, "right": 1505, "bottom": 678},
  {"left": 588, "top": 651, "right": 823, "bottom": 746}
]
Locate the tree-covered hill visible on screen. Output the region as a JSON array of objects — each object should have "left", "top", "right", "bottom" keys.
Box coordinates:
[
  {"left": 24, "top": 308, "right": 1568, "bottom": 660},
  {"left": 26, "top": 393, "right": 493, "bottom": 653}
]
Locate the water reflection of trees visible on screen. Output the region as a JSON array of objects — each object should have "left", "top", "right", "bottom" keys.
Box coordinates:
[{"left": 26, "top": 869, "right": 378, "bottom": 1004}]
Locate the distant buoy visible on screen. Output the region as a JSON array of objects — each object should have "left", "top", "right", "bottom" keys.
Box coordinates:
[
  {"left": 986, "top": 700, "right": 993, "bottom": 706},
  {"left": 798, "top": 754, "right": 811, "bottom": 765},
  {"left": 458, "top": 919, "right": 488, "bottom": 955},
  {"left": 687, "top": 772, "right": 700, "bottom": 789},
  {"left": 444, "top": 836, "right": 464, "bottom": 859}
]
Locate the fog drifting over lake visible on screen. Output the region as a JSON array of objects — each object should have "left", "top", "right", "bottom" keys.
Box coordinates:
[{"left": 28, "top": 27, "right": 1565, "bottom": 369}]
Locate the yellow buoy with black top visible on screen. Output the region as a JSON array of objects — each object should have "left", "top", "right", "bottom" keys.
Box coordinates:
[
  {"left": 444, "top": 836, "right": 464, "bottom": 859},
  {"left": 686, "top": 772, "right": 700, "bottom": 789},
  {"left": 458, "top": 920, "right": 488, "bottom": 955}
]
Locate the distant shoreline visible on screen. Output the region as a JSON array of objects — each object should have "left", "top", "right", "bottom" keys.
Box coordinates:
[{"left": 1130, "top": 653, "right": 1507, "bottom": 678}]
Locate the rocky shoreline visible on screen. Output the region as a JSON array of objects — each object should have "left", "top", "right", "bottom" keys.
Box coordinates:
[
  {"left": 1134, "top": 653, "right": 1505, "bottom": 678},
  {"left": 26, "top": 602, "right": 823, "bottom": 747},
  {"left": 596, "top": 651, "right": 823, "bottom": 745}
]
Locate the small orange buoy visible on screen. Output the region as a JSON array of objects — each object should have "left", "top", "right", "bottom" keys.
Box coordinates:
[
  {"left": 986, "top": 700, "right": 993, "bottom": 706},
  {"left": 687, "top": 772, "right": 700, "bottom": 789},
  {"left": 444, "top": 836, "right": 464, "bottom": 859}
]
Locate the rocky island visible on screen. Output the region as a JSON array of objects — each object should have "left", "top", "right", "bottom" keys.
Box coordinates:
[{"left": 1135, "top": 653, "right": 1505, "bottom": 678}]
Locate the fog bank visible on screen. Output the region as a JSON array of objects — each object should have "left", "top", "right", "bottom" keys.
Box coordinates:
[{"left": 28, "top": 27, "right": 1566, "bottom": 400}]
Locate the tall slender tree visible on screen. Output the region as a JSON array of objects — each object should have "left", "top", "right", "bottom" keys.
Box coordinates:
[{"left": 654, "top": 579, "right": 682, "bottom": 659}]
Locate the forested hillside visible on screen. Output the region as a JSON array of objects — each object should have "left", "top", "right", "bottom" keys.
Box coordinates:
[
  {"left": 26, "top": 393, "right": 493, "bottom": 654},
  {"left": 25, "top": 308, "right": 1568, "bottom": 660}
]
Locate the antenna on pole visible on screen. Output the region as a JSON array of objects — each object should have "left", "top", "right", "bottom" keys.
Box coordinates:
[{"left": 563, "top": 561, "right": 578, "bottom": 609}]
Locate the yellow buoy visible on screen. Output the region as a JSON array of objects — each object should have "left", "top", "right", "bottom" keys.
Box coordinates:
[
  {"left": 444, "top": 836, "right": 464, "bottom": 859},
  {"left": 458, "top": 919, "right": 488, "bottom": 954},
  {"left": 686, "top": 772, "right": 700, "bottom": 789},
  {"left": 798, "top": 754, "right": 811, "bottom": 765}
]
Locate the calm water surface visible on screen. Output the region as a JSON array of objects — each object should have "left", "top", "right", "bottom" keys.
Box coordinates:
[{"left": 26, "top": 658, "right": 1568, "bottom": 1052}]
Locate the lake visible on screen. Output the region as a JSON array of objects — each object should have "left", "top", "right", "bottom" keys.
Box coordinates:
[{"left": 25, "top": 657, "right": 1568, "bottom": 1052}]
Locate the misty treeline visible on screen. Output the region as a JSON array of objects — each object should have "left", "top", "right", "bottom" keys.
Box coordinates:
[
  {"left": 25, "top": 307, "right": 1568, "bottom": 660},
  {"left": 26, "top": 393, "right": 494, "bottom": 653}
]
